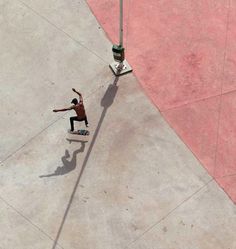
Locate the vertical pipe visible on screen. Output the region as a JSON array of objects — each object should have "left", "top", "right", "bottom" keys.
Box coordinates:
[{"left": 119, "top": 0, "right": 123, "bottom": 47}]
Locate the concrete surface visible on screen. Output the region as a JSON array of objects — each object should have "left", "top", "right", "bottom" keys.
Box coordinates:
[
  {"left": 0, "top": 0, "right": 236, "bottom": 249},
  {"left": 87, "top": 0, "right": 236, "bottom": 203}
]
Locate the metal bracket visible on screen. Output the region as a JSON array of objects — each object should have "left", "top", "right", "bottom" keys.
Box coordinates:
[{"left": 109, "top": 60, "right": 133, "bottom": 76}]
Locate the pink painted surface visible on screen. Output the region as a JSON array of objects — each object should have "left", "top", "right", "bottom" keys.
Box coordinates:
[
  {"left": 87, "top": 0, "right": 236, "bottom": 203},
  {"left": 164, "top": 96, "right": 220, "bottom": 177}
]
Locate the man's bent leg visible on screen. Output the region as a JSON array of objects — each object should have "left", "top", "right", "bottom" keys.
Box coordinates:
[
  {"left": 76, "top": 116, "right": 89, "bottom": 127},
  {"left": 70, "top": 116, "right": 78, "bottom": 131},
  {"left": 84, "top": 116, "right": 89, "bottom": 127}
]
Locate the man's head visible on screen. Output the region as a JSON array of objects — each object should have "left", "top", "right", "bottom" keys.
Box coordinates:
[{"left": 71, "top": 98, "right": 78, "bottom": 105}]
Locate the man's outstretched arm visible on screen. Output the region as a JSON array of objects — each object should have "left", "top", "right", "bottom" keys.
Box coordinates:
[{"left": 53, "top": 107, "right": 72, "bottom": 112}]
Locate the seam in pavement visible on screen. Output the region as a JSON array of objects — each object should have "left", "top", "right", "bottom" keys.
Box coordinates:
[
  {"left": 84, "top": 0, "right": 132, "bottom": 52},
  {"left": 0, "top": 82, "right": 108, "bottom": 164},
  {"left": 0, "top": 195, "right": 64, "bottom": 249},
  {"left": 221, "top": 173, "right": 236, "bottom": 179},
  {"left": 0, "top": 115, "right": 66, "bottom": 164},
  {"left": 125, "top": 178, "right": 214, "bottom": 248},
  {"left": 158, "top": 105, "right": 236, "bottom": 206},
  {"left": 51, "top": 76, "right": 119, "bottom": 249},
  {"left": 17, "top": 0, "right": 110, "bottom": 65},
  {"left": 0, "top": 81, "right": 111, "bottom": 245},
  {"left": 84, "top": 0, "right": 114, "bottom": 46},
  {"left": 158, "top": 1, "right": 235, "bottom": 206},
  {"left": 213, "top": 0, "right": 231, "bottom": 179},
  {"left": 161, "top": 87, "right": 236, "bottom": 113}
]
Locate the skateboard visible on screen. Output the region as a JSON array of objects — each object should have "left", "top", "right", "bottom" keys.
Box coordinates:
[{"left": 69, "top": 129, "right": 90, "bottom": 136}]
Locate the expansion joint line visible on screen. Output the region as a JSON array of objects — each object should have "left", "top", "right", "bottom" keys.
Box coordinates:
[
  {"left": 0, "top": 114, "right": 66, "bottom": 164},
  {"left": 0, "top": 195, "right": 64, "bottom": 249},
  {"left": 0, "top": 82, "right": 109, "bottom": 164},
  {"left": 17, "top": 0, "right": 109, "bottom": 65},
  {"left": 125, "top": 178, "right": 213, "bottom": 248},
  {"left": 161, "top": 88, "right": 236, "bottom": 113},
  {"left": 213, "top": 0, "right": 231, "bottom": 179}
]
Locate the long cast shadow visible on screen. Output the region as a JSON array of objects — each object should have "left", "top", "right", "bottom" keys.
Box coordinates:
[
  {"left": 52, "top": 76, "right": 119, "bottom": 248},
  {"left": 39, "top": 140, "right": 87, "bottom": 178}
]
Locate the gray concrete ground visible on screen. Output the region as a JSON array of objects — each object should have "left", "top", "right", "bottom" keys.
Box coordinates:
[{"left": 0, "top": 0, "right": 236, "bottom": 249}]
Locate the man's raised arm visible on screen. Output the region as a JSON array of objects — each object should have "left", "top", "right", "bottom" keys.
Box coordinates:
[{"left": 72, "top": 88, "right": 83, "bottom": 102}]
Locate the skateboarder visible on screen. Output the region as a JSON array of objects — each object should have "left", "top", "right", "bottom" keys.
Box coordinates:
[{"left": 53, "top": 88, "right": 89, "bottom": 132}]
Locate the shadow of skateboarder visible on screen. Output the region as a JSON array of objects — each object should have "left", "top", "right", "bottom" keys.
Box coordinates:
[
  {"left": 39, "top": 140, "right": 87, "bottom": 178},
  {"left": 51, "top": 76, "right": 119, "bottom": 249}
]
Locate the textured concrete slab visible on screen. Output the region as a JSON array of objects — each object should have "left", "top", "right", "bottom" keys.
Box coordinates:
[
  {"left": 214, "top": 91, "right": 236, "bottom": 201},
  {"left": 127, "top": 181, "right": 236, "bottom": 249},
  {"left": 48, "top": 76, "right": 212, "bottom": 248},
  {"left": 1, "top": 73, "right": 212, "bottom": 248},
  {"left": 164, "top": 96, "right": 219, "bottom": 177},
  {"left": 1, "top": 0, "right": 236, "bottom": 248},
  {"left": 87, "top": 0, "right": 236, "bottom": 203},
  {"left": 0, "top": 197, "right": 61, "bottom": 249},
  {"left": 87, "top": 0, "right": 229, "bottom": 108},
  {"left": 17, "top": 0, "right": 112, "bottom": 62},
  {"left": 0, "top": 0, "right": 112, "bottom": 162},
  {"left": 223, "top": 0, "right": 236, "bottom": 93}
]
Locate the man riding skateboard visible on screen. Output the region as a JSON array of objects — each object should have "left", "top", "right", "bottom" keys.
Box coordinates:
[{"left": 53, "top": 88, "right": 89, "bottom": 132}]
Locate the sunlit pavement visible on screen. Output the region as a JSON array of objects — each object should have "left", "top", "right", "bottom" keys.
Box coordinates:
[{"left": 0, "top": 1, "right": 236, "bottom": 248}]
